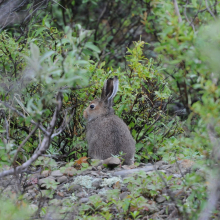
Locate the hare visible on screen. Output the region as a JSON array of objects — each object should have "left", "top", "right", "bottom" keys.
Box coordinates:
[{"left": 83, "top": 76, "right": 135, "bottom": 165}]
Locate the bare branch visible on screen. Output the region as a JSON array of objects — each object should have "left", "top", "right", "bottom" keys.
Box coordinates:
[
  {"left": 184, "top": 0, "right": 195, "bottom": 33},
  {"left": 205, "top": 0, "right": 216, "bottom": 19},
  {"left": 0, "top": 92, "right": 63, "bottom": 178},
  {"left": 0, "top": 100, "right": 49, "bottom": 135},
  {"left": 51, "top": 107, "right": 75, "bottom": 138},
  {"left": 173, "top": 0, "right": 182, "bottom": 23},
  {"left": 12, "top": 123, "right": 39, "bottom": 166}
]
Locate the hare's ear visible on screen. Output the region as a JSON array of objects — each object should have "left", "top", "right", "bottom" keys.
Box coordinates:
[{"left": 101, "top": 76, "right": 119, "bottom": 106}]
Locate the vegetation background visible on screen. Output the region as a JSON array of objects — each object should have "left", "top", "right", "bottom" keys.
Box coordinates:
[{"left": 0, "top": 0, "right": 220, "bottom": 219}]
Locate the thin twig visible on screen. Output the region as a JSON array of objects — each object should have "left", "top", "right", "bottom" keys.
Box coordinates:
[
  {"left": 12, "top": 123, "right": 39, "bottom": 166},
  {"left": 205, "top": 0, "right": 216, "bottom": 19},
  {"left": 173, "top": 0, "right": 182, "bottom": 23},
  {"left": 0, "top": 92, "right": 63, "bottom": 178},
  {"left": 0, "top": 100, "right": 49, "bottom": 135},
  {"left": 184, "top": 0, "right": 195, "bottom": 33}
]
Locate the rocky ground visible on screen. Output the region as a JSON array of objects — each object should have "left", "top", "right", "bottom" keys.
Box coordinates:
[{"left": 0, "top": 157, "right": 194, "bottom": 220}]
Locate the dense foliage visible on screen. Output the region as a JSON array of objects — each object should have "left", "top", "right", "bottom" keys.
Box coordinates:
[{"left": 0, "top": 0, "right": 220, "bottom": 219}]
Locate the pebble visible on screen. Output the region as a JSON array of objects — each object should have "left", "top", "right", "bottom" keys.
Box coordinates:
[
  {"left": 76, "top": 192, "right": 87, "bottom": 198},
  {"left": 79, "top": 198, "right": 89, "bottom": 203},
  {"left": 102, "top": 157, "right": 121, "bottom": 168},
  {"left": 57, "top": 176, "right": 67, "bottom": 184},
  {"left": 29, "top": 204, "right": 38, "bottom": 212},
  {"left": 92, "top": 179, "right": 102, "bottom": 189},
  {"left": 41, "top": 170, "right": 50, "bottom": 178},
  {"left": 51, "top": 170, "right": 63, "bottom": 177},
  {"left": 38, "top": 176, "right": 56, "bottom": 187},
  {"left": 119, "top": 192, "right": 130, "bottom": 200},
  {"left": 62, "top": 167, "right": 77, "bottom": 177},
  {"left": 69, "top": 184, "right": 81, "bottom": 191},
  {"left": 156, "top": 195, "right": 166, "bottom": 203}
]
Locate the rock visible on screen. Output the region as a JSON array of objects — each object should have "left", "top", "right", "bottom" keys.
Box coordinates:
[
  {"left": 38, "top": 176, "right": 56, "bottom": 187},
  {"left": 156, "top": 195, "right": 166, "bottom": 203},
  {"left": 29, "top": 204, "right": 38, "bottom": 212},
  {"left": 90, "top": 171, "right": 99, "bottom": 177},
  {"left": 23, "top": 193, "right": 32, "bottom": 200},
  {"left": 173, "top": 174, "right": 181, "bottom": 178},
  {"left": 41, "top": 170, "right": 50, "bottom": 178},
  {"left": 57, "top": 191, "right": 64, "bottom": 197},
  {"left": 28, "top": 189, "right": 35, "bottom": 194},
  {"left": 113, "top": 166, "right": 154, "bottom": 178},
  {"left": 97, "top": 166, "right": 102, "bottom": 170},
  {"left": 92, "top": 179, "right": 102, "bottom": 189},
  {"left": 76, "top": 192, "right": 87, "bottom": 198},
  {"left": 49, "top": 199, "right": 62, "bottom": 206},
  {"left": 61, "top": 167, "right": 77, "bottom": 177},
  {"left": 158, "top": 170, "right": 167, "bottom": 174},
  {"left": 160, "top": 165, "right": 172, "bottom": 170},
  {"left": 121, "top": 186, "right": 128, "bottom": 192},
  {"left": 69, "top": 184, "right": 81, "bottom": 191},
  {"left": 180, "top": 159, "right": 194, "bottom": 168},
  {"left": 121, "top": 165, "right": 131, "bottom": 170},
  {"left": 51, "top": 170, "right": 63, "bottom": 177},
  {"left": 79, "top": 198, "right": 89, "bottom": 203},
  {"left": 173, "top": 189, "right": 186, "bottom": 198},
  {"left": 25, "top": 185, "right": 35, "bottom": 190},
  {"left": 57, "top": 176, "right": 67, "bottom": 184},
  {"left": 119, "top": 192, "right": 130, "bottom": 200},
  {"left": 102, "top": 157, "right": 121, "bottom": 168},
  {"left": 154, "top": 161, "right": 168, "bottom": 169}
]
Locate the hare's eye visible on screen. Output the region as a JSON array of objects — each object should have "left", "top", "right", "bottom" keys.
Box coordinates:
[{"left": 90, "top": 104, "right": 95, "bottom": 109}]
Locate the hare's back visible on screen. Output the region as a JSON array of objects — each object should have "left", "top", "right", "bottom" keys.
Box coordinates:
[{"left": 87, "top": 115, "right": 135, "bottom": 160}]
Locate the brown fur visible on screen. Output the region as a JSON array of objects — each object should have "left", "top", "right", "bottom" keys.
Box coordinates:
[{"left": 83, "top": 77, "right": 135, "bottom": 165}]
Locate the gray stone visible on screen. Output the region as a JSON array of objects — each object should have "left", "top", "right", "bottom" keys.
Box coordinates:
[
  {"left": 173, "top": 174, "right": 181, "bottom": 178},
  {"left": 90, "top": 171, "right": 99, "bottom": 177},
  {"left": 69, "top": 184, "right": 81, "bottom": 191},
  {"left": 57, "top": 176, "right": 67, "bottom": 184},
  {"left": 28, "top": 189, "right": 35, "bottom": 194},
  {"left": 41, "top": 170, "right": 50, "bottom": 178},
  {"left": 113, "top": 166, "right": 154, "bottom": 178},
  {"left": 120, "top": 192, "right": 130, "bottom": 200},
  {"left": 76, "top": 192, "right": 87, "bottom": 198},
  {"left": 29, "top": 204, "right": 38, "bottom": 212},
  {"left": 26, "top": 185, "right": 35, "bottom": 190},
  {"left": 103, "top": 157, "right": 121, "bottom": 168},
  {"left": 160, "top": 165, "right": 172, "bottom": 170},
  {"left": 92, "top": 179, "right": 102, "bottom": 189},
  {"left": 38, "top": 176, "right": 56, "bottom": 187},
  {"left": 97, "top": 166, "right": 102, "bottom": 170},
  {"left": 79, "top": 198, "right": 89, "bottom": 203},
  {"left": 23, "top": 193, "right": 31, "bottom": 200},
  {"left": 158, "top": 170, "right": 167, "bottom": 173},
  {"left": 51, "top": 170, "right": 63, "bottom": 177},
  {"left": 121, "top": 186, "right": 128, "bottom": 192},
  {"left": 121, "top": 165, "right": 131, "bottom": 170},
  {"left": 61, "top": 167, "right": 77, "bottom": 177},
  {"left": 156, "top": 195, "right": 166, "bottom": 203},
  {"left": 49, "top": 199, "right": 62, "bottom": 206}
]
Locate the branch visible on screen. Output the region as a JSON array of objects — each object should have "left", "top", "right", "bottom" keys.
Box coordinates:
[
  {"left": 0, "top": 100, "right": 49, "bottom": 135},
  {"left": 51, "top": 107, "right": 75, "bottom": 138},
  {"left": 12, "top": 123, "right": 39, "bottom": 166},
  {"left": 173, "top": 0, "right": 182, "bottom": 23},
  {"left": 184, "top": 0, "right": 195, "bottom": 33},
  {"left": 205, "top": 0, "right": 216, "bottom": 20},
  {"left": 0, "top": 92, "right": 63, "bottom": 178}
]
